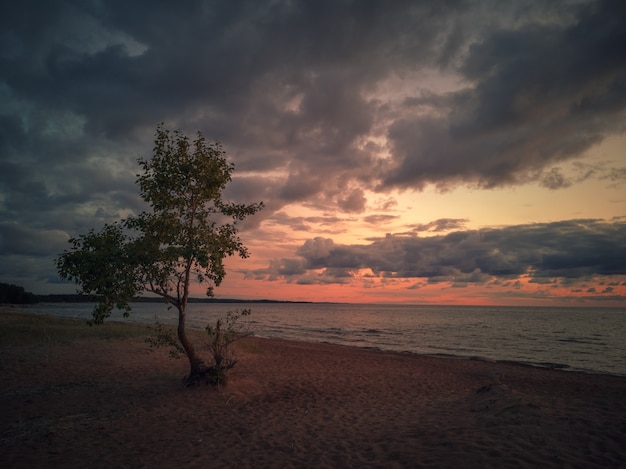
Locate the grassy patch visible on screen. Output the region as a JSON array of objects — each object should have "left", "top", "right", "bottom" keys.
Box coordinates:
[{"left": 0, "top": 309, "right": 150, "bottom": 346}]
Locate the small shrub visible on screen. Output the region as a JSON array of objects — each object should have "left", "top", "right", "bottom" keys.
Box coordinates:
[
  {"left": 145, "top": 321, "right": 186, "bottom": 359},
  {"left": 145, "top": 309, "right": 252, "bottom": 385},
  {"left": 205, "top": 309, "right": 251, "bottom": 385}
]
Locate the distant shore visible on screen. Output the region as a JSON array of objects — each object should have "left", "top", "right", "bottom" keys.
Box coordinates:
[
  {"left": 29, "top": 294, "right": 320, "bottom": 304},
  {"left": 1, "top": 309, "right": 625, "bottom": 467}
]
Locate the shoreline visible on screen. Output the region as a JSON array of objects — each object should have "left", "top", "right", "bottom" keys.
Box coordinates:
[
  {"left": 8, "top": 305, "right": 626, "bottom": 379},
  {"left": 2, "top": 310, "right": 626, "bottom": 467}
]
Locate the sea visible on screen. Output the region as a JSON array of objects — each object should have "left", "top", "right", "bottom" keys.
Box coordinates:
[{"left": 18, "top": 302, "right": 626, "bottom": 377}]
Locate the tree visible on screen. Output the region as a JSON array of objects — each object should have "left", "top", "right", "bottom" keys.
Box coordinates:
[
  {"left": 55, "top": 125, "right": 263, "bottom": 385},
  {"left": 0, "top": 282, "right": 38, "bottom": 304}
]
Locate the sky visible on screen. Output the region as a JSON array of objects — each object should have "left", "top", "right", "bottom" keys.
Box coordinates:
[{"left": 1, "top": 0, "right": 625, "bottom": 306}]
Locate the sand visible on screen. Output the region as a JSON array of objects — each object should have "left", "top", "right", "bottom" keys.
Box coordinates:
[{"left": 1, "top": 312, "right": 625, "bottom": 468}]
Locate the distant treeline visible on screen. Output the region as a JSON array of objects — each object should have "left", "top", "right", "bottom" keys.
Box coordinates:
[
  {"left": 0, "top": 283, "right": 311, "bottom": 305},
  {"left": 36, "top": 295, "right": 311, "bottom": 304},
  {"left": 35, "top": 293, "right": 102, "bottom": 303},
  {"left": 0, "top": 283, "right": 38, "bottom": 304}
]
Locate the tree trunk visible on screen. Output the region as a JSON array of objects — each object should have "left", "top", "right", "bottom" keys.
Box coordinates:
[{"left": 177, "top": 305, "right": 206, "bottom": 385}]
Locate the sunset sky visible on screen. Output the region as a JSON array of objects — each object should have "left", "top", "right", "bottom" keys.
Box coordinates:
[{"left": 1, "top": 0, "right": 625, "bottom": 306}]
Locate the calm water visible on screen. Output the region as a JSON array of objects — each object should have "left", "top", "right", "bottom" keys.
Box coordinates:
[{"left": 21, "top": 302, "right": 626, "bottom": 377}]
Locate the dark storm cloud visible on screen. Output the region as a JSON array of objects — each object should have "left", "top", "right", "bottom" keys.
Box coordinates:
[
  {"left": 1, "top": 0, "right": 625, "bottom": 292},
  {"left": 0, "top": 222, "right": 68, "bottom": 257},
  {"left": 382, "top": 0, "right": 626, "bottom": 190},
  {"left": 257, "top": 219, "right": 626, "bottom": 284}
]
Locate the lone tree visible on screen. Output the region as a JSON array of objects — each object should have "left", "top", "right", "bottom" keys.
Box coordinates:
[{"left": 55, "top": 125, "right": 263, "bottom": 384}]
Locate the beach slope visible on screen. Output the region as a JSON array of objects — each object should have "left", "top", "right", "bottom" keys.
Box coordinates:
[{"left": 1, "top": 310, "right": 625, "bottom": 467}]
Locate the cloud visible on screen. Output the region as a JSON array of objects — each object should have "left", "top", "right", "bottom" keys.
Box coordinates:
[
  {"left": 263, "top": 212, "right": 354, "bottom": 236},
  {"left": 337, "top": 188, "right": 367, "bottom": 213},
  {"left": 411, "top": 218, "right": 469, "bottom": 233},
  {"left": 0, "top": 222, "right": 68, "bottom": 257},
  {"left": 1, "top": 0, "right": 625, "bottom": 294},
  {"left": 381, "top": 0, "right": 626, "bottom": 191},
  {"left": 4, "top": 1, "right": 623, "bottom": 216},
  {"left": 0, "top": 223, "right": 71, "bottom": 291},
  {"left": 257, "top": 219, "right": 626, "bottom": 284},
  {"left": 363, "top": 214, "right": 399, "bottom": 225}
]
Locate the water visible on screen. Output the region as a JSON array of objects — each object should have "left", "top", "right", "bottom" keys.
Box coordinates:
[{"left": 19, "top": 302, "right": 626, "bottom": 377}]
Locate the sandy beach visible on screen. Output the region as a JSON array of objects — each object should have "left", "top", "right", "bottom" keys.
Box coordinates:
[{"left": 1, "top": 310, "right": 625, "bottom": 468}]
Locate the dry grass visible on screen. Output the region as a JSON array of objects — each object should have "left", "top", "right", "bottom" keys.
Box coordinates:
[{"left": 0, "top": 308, "right": 151, "bottom": 346}]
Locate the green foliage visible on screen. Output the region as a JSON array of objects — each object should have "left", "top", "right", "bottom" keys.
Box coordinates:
[
  {"left": 204, "top": 309, "right": 251, "bottom": 385},
  {"left": 145, "top": 321, "right": 186, "bottom": 359},
  {"left": 56, "top": 125, "right": 263, "bottom": 323},
  {"left": 55, "top": 224, "right": 143, "bottom": 323},
  {"left": 54, "top": 125, "right": 263, "bottom": 383},
  {"left": 145, "top": 309, "right": 251, "bottom": 385}
]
